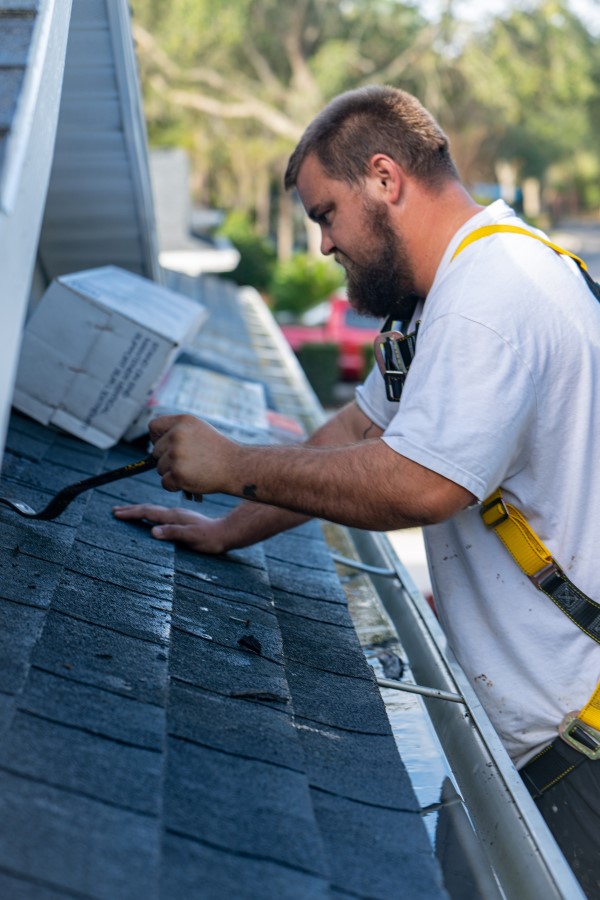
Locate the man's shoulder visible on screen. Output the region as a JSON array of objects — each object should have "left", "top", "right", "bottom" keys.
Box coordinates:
[
  {"left": 432, "top": 204, "right": 589, "bottom": 313},
  {"left": 440, "top": 201, "right": 554, "bottom": 272}
]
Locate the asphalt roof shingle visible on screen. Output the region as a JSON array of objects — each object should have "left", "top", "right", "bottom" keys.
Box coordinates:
[
  {"left": 0, "top": 247, "right": 452, "bottom": 897},
  {"left": 0, "top": 409, "right": 447, "bottom": 898}
]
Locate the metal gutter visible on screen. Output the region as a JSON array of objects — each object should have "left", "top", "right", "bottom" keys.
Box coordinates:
[{"left": 351, "top": 527, "right": 585, "bottom": 900}]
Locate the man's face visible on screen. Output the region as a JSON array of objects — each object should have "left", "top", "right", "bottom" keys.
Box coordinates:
[
  {"left": 342, "top": 196, "right": 416, "bottom": 318},
  {"left": 296, "top": 154, "right": 417, "bottom": 319}
]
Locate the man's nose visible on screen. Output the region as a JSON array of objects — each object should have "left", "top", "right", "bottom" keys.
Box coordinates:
[{"left": 320, "top": 228, "right": 335, "bottom": 255}]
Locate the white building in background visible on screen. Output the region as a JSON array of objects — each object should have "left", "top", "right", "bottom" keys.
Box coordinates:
[{"left": 149, "top": 147, "right": 240, "bottom": 277}]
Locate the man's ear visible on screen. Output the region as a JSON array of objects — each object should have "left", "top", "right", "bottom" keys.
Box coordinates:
[{"left": 368, "top": 154, "right": 402, "bottom": 203}]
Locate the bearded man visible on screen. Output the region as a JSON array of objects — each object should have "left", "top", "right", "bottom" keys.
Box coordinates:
[{"left": 114, "top": 86, "right": 600, "bottom": 896}]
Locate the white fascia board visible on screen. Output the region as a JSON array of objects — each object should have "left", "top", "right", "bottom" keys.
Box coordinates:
[
  {"left": 106, "top": 0, "right": 162, "bottom": 285},
  {"left": 0, "top": 0, "right": 72, "bottom": 214},
  {"left": 0, "top": 0, "right": 73, "bottom": 467}
]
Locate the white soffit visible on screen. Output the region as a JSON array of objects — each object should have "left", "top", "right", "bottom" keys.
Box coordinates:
[{"left": 38, "top": 0, "right": 160, "bottom": 283}]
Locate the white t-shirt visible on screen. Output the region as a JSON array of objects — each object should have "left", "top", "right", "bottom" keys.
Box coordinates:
[{"left": 356, "top": 200, "right": 600, "bottom": 767}]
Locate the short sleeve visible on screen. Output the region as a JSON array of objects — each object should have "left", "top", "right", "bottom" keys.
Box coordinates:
[
  {"left": 380, "top": 313, "right": 538, "bottom": 499},
  {"left": 355, "top": 362, "right": 399, "bottom": 430}
]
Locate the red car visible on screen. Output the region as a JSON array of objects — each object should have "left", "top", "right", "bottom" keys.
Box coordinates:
[{"left": 280, "top": 294, "right": 382, "bottom": 381}]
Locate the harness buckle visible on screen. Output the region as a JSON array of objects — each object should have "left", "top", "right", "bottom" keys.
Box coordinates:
[
  {"left": 559, "top": 711, "right": 600, "bottom": 759},
  {"left": 530, "top": 561, "right": 560, "bottom": 591},
  {"left": 480, "top": 496, "right": 509, "bottom": 528},
  {"left": 382, "top": 370, "right": 407, "bottom": 402},
  {"left": 373, "top": 325, "right": 420, "bottom": 404}
]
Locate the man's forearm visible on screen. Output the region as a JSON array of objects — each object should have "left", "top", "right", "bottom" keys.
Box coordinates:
[
  {"left": 220, "top": 438, "right": 474, "bottom": 532},
  {"left": 212, "top": 401, "right": 381, "bottom": 548},
  {"left": 149, "top": 402, "right": 475, "bottom": 538},
  {"left": 114, "top": 402, "right": 383, "bottom": 555},
  {"left": 214, "top": 500, "right": 310, "bottom": 550}
]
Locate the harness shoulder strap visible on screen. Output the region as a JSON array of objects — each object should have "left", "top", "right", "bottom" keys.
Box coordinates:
[
  {"left": 481, "top": 488, "right": 600, "bottom": 752},
  {"left": 451, "top": 223, "right": 588, "bottom": 270},
  {"left": 454, "top": 223, "right": 600, "bottom": 757}
]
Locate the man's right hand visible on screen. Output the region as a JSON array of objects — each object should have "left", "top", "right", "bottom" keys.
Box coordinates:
[{"left": 112, "top": 504, "right": 230, "bottom": 554}]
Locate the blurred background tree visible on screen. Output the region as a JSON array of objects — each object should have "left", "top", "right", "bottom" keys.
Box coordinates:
[
  {"left": 131, "top": 0, "right": 429, "bottom": 259},
  {"left": 452, "top": 0, "right": 600, "bottom": 219},
  {"left": 130, "top": 0, "right": 600, "bottom": 309}
]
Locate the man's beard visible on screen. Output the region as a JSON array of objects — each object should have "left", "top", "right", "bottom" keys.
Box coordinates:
[{"left": 341, "top": 199, "right": 419, "bottom": 320}]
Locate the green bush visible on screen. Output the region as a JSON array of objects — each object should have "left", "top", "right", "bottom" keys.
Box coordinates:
[
  {"left": 270, "top": 254, "right": 344, "bottom": 318},
  {"left": 296, "top": 342, "right": 339, "bottom": 407},
  {"left": 218, "top": 211, "right": 276, "bottom": 293},
  {"left": 363, "top": 341, "right": 376, "bottom": 377}
]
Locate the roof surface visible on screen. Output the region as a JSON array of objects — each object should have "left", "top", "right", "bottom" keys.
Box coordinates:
[{"left": 0, "top": 277, "right": 447, "bottom": 898}]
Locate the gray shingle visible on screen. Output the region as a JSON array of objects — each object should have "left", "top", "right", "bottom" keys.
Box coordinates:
[
  {"left": 0, "top": 871, "right": 68, "bottom": 900},
  {"left": 163, "top": 738, "right": 328, "bottom": 874},
  {"left": 167, "top": 680, "right": 302, "bottom": 769},
  {"left": 22, "top": 667, "right": 165, "bottom": 750},
  {"left": 0, "top": 710, "right": 163, "bottom": 813},
  {"left": 0, "top": 770, "right": 159, "bottom": 898},
  {"left": 51, "top": 570, "right": 172, "bottom": 645},
  {"left": 271, "top": 586, "right": 358, "bottom": 628},
  {"left": 0, "top": 397, "right": 445, "bottom": 896},
  {"left": 161, "top": 832, "right": 330, "bottom": 900},
  {"left": 292, "top": 723, "right": 418, "bottom": 809},
  {"left": 173, "top": 587, "right": 281, "bottom": 661},
  {"left": 67, "top": 539, "right": 174, "bottom": 598},
  {"left": 275, "top": 607, "right": 379, "bottom": 679},
  {"left": 311, "top": 790, "right": 445, "bottom": 898},
  {"left": 0, "top": 551, "right": 64, "bottom": 609},
  {"left": 0, "top": 16, "right": 35, "bottom": 66},
  {"left": 30, "top": 612, "right": 169, "bottom": 705},
  {"left": 0, "top": 599, "right": 46, "bottom": 693},
  {"left": 0, "top": 67, "right": 25, "bottom": 127},
  {"left": 169, "top": 629, "right": 290, "bottom": 701}
]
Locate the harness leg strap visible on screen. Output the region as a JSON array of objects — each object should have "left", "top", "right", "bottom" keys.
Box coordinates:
[{"left": 520, "top": 738, "right": 588, "bottom": 798}]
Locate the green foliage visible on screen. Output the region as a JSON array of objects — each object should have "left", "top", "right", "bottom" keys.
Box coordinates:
[
  {"left": 550, "top": 151, "right": 600, "bottom": 212},
  {"left": 269, "top": 255, "right": 345, "bottom": 317},
  {"left": 130, "top": 0, "right": 600, "bottom": 227},
  {"left": 363, "top": 341, "right": 376, "bottom": 378},
  {"left": 219, "top": 211, "right": 276, "bottom": 291},
  {"left": 129, "top": 0, "right": 427, "bottom": 234},
  {"left": 455, "top": 0, "right": 598, "bottom": 180},
  {"left": 296, "top": 342, "right": 339, "bottom": 407}
]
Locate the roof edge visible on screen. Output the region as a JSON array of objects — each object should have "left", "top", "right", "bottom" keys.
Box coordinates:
[
  {"left": 106, "top": 0, "right": 162, "bottom": 284},
  {"left": 0, "top": 0, "right": 73, "bottom": 214}
]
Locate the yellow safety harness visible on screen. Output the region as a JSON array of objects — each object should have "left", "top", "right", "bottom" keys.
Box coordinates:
[{"left": 453, "top": 224, "right": 600, "bottom": 763}]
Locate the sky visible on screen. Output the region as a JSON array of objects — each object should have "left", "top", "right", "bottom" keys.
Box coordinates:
[{"left": 419, "top": 0, "right": 600, "bottom": 33}]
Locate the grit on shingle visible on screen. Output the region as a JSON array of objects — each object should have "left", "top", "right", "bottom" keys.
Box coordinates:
[{"left": 0, "top": 390, "right": 446, "bottom": 897}]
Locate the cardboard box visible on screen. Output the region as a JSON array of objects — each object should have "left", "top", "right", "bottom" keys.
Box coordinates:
[{"left": 13, "top": 266, "right": 207, "bottom": 448}]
